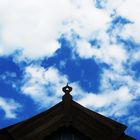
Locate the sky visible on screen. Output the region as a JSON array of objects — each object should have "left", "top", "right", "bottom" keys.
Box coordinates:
[{"left": 0, "top": 0, "right": 140, "bottom": 139}]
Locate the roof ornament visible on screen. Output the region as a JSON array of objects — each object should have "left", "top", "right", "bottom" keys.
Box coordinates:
[
  {"left": 62, "top": 83, "right": 73, "bottom": 125},
  {"left": 62, "top": 83, "right": 72, "bottom": 94}
]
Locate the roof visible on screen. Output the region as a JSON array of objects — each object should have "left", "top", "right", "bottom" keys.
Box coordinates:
[{"left": 0, "top": 84, "right": 135, "bottom": 140}]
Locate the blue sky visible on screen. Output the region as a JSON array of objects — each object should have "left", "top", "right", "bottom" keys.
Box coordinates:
[{"left": 0, "top": 0, "right": 140, "bottom": 139}]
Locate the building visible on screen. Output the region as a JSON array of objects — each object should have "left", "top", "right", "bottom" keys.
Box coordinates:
[{"left": 0, "top": 84, "right": 135, "bottom": 140}]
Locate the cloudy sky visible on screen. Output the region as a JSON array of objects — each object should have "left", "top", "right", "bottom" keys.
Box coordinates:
[{"left": 0, "top": 0, "right": 140, "bottom": 139}]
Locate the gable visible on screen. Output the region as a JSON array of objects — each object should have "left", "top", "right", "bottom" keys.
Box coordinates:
[{"left": 0, "top": 85, "right": 135, "bottom": 140}]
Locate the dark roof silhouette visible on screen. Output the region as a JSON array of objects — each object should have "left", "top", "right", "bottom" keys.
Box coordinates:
[{"left": 0, "top": 84, "right": 135, "bottom": 140}]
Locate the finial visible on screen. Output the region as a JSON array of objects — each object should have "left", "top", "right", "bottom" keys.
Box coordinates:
[
  {"left": 62, "top": 83, "right": 72, "bottom": 94},
  {"left": 62, "top": 84, "right": 73, "bottom": 126}
]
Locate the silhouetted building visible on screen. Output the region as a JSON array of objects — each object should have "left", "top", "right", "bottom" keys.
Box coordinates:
[{"left": 0, "top": 84, "right": 135, "bottom": 140}]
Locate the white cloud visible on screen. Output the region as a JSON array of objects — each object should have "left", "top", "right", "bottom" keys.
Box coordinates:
[
  {"left": 0, "top": 97, "right": 21, "bottom": 118},
  {"left": 68, "top": 0, "right": 140, "bottom": 74},
  {"left": 103, "top": 0, "right": 140, "bottom": 43},
  {"left": 129, "top": 47, "right": 140, "bottom": 63},
  {"left": 0, "top": 72, "right": 18, "bottom": 88},
  {"left": 100, "top": 69, "right": 133, "bottom": 90},
  {"left": 77, "top": 67, "right": 140, "bottom": 117},
  {"left": 127, "top": 116, "right": 140, "bottom": 132},
  {"left": 21, "top": 65, "right": 68, "bottom": 108},
  {"left": 75, "top": 39, "right": 127, "bottom": 70},
  {"left": 116, "top": 0, "right": 140, "bottom": 42},
  {"left": 78, "top": 86, "right": 132, "bottom": 117},
  {"left": 0, "top": 0, "right": 139, "bottom": 65},
  {"left": 0, "top": 0, "right": 110, "bottom": 60}
]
